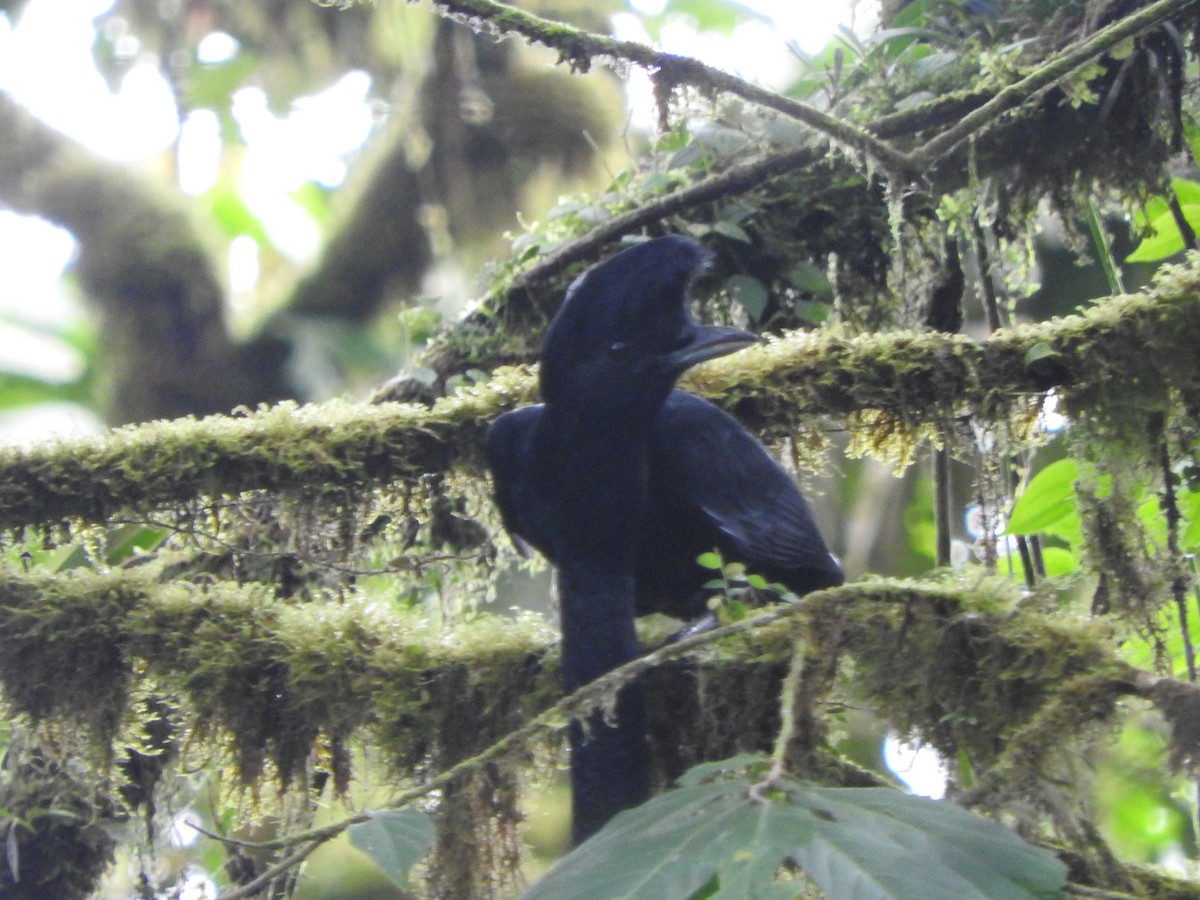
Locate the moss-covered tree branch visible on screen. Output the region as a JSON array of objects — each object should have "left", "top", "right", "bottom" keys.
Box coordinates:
[
  {"left": 912, "top": 0, "right": 1200, "bottom": 165},
  {"left": 4, "top": 557, "right": 1198, "bottom": 896},
  {"left": 4, "top": 255, "right": 1200, "bottom": 531},
  {"left": 421, "top": 0, "right": 908, "bottom": 171}
]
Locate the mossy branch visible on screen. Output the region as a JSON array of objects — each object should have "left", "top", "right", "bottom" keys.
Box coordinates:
[
  {"left": 421, "top": 0, "right": 908, "bottom": 171},
  {"left": 424, "top": 0, "right": 1195, "bottom": 179},
  {"left": 412, "top": 0, "right": 1194, "bottom": 384},
  {"left": 911, "top": 0, "right": 1200, "bottom": 165},
  {"left": 4, "top": 255, "right": 1200, "bottom": 531},
  {"left": 7, "top": 558, "right": 1197, "bottom": 897}
]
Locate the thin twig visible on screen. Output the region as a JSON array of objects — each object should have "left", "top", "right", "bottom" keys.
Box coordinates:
[{"left": 184, "top": 820, "right": 277, "bottom": 851}]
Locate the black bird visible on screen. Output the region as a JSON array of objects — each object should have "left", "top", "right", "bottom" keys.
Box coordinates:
[{"left": 485, "top": 235, "right": 842, "bottom": 842}]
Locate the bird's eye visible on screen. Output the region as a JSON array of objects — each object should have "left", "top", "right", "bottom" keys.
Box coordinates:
[{"left": 608, "top": 341, "right": 630, "bottom": 357}]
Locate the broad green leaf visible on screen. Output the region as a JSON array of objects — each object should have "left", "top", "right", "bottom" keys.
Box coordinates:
[
  {"left": 1125, "top": 209, "right": 1190, "bottom": 262},
  {"left": 1008, "top": 459, "right": 1078, "bottom": 535},
  {"left": 697, "top": 552, "right": 723, "bottom": 570},
  {"left": 1180, "top": 489, "right": 1200, "bottom": 553},
  {"left": 348, "top": 808, "right": 435, "bottom": 889},
  {"left": 522, "top": 763, "right": 1064, "bottom": 900},
  {"left": 1130, "top": 195, "right": 1169, "bottom": 232},
  {"left": 693, "top": 124, "right": 751, "bottom": 158},
  {"left": 0, "top": 373, "right": 88, "bottom": 411},
  {"left": 1171, "top": 177, "right": 1200, "bottom": 205},
  {"left": 711, "top": 220, "right": 751, "bottom": 243},
  {"left": 1037, "top": 546, "right": 1077, "bottom": 578},
  {"left": 795, "top": 300, "right": 831, "bottom": 325},
  {"left": 1023, "top": 342, "right": 1059, "bottom": 366},
  {"left": 1003, "top": 544, "right": 1077, "bottom": 580},
  {"left": 1135, "top": 495, "right": 1167, "bottom": 546},
  {"left": 47, "top": 543, "right": 90, "bottom": 573},
  {"left": 1127, "top": 180, "right": 1200, "bottom": 262},
  {"left": 724, "top": 275, "right": 769, "bottom": 323},
  {"left": 668, "top": 140, "right": 707, "bottom": 170},
  {"left": 786, "top": 261, "right": 833, "bottom": 296},
  {"left": 105, "top": 525, "right": 167, "bottom": 564}
]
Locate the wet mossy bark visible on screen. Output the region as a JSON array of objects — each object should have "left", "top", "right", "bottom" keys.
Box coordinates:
[{"left": 3, "top": 257, "right": 1200, "bottom": 532}]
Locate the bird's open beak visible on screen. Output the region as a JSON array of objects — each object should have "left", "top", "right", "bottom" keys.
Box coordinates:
[{"left": 664, "top": 325, "right": 762, "bottom": 373}]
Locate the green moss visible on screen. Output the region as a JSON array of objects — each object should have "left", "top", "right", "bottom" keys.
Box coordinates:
[
  {"left": 0, "top": 565, "right": 555, "bottom": 794},
  {"left": 1, "top": 256, "right": 1198, "bottom": 532},
  {"left": 801, "top": 576, "right": 1132, "bottom": 783}
]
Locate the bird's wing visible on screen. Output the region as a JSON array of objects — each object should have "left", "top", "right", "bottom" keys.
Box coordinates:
[
  {"left": 649, "top": 391, "right": 842, "bottom": 581},
  {"left": 483, "top": 405, "right": 544, "bottom": 558}
]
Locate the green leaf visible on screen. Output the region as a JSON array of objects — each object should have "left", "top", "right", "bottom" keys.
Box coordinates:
[
  {"left": 711, "top": 220, "right": 751, "bottom": 243},
  {"left": 1126, "top": 209, "right": 1188, "bottom": 262},
  {"left": 668, "top": 140, "right": 707, "bottom": 170},
  {"left": 47, "top": 543, "right": 90, "bottom": 573},
  {"left": 697, "top": 551, "right": 723, "bottom": 570},
  {"left": 723, "top": 600, "right": 747, "bottom": 622},
  {"left": 1126, "top": 182, "right": 1200, "bottom": 262},
  {"left": 1171, "top": 177, "right": 1200, "bottom": 205},
  {"left": 348, "top": 809, "right": 435, "bottom": 889},
  {"left": 0, "top": 373, "right": 88, "bottom": 412},
  {"left": 795, "top": 300, "right": 831, "bottom": 325},
  {"left": 1037, "top": 546, "right": 1078, "bottom": 578},
  {"left": 1008, "top": 459, "right": 1079, "bottom": 535},
  {"left": 724, "top": 275, "right": 769, "bottom": 322},
  {"left": 1179, "top": 487, "right": 1200, "bottom": 552},
  {"left": 786, "top": 261, "right": 833, "bottom": 296},
  {"left": 1023, "top": 342, "right": 1059, "bottom": 366},
  {"left": 522, "top": 762, "right": 1065, "bottom": 900},
  {"left": 104, "top": 525, "right": 167, "bottom": 564}
]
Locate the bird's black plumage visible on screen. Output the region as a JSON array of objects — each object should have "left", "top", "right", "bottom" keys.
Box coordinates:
[{"left": 484, "top": 235, "right": 841, "bottom": 842}]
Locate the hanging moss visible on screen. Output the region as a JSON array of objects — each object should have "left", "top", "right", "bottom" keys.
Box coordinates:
[
  {"left": 804, "top": 576, "right": 1132, "bottom": 771},
  {"left": 0, "top": 565, "right": 557, "bottom": 792}
]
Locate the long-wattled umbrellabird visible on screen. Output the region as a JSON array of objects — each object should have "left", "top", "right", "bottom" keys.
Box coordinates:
[{"left": 484, "top": 235, "right": 843, "bottom": 843}]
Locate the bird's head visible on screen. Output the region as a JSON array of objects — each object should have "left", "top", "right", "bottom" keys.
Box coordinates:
[{"left": 539, "top": 236, "right": 758, "bottom": 410}]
